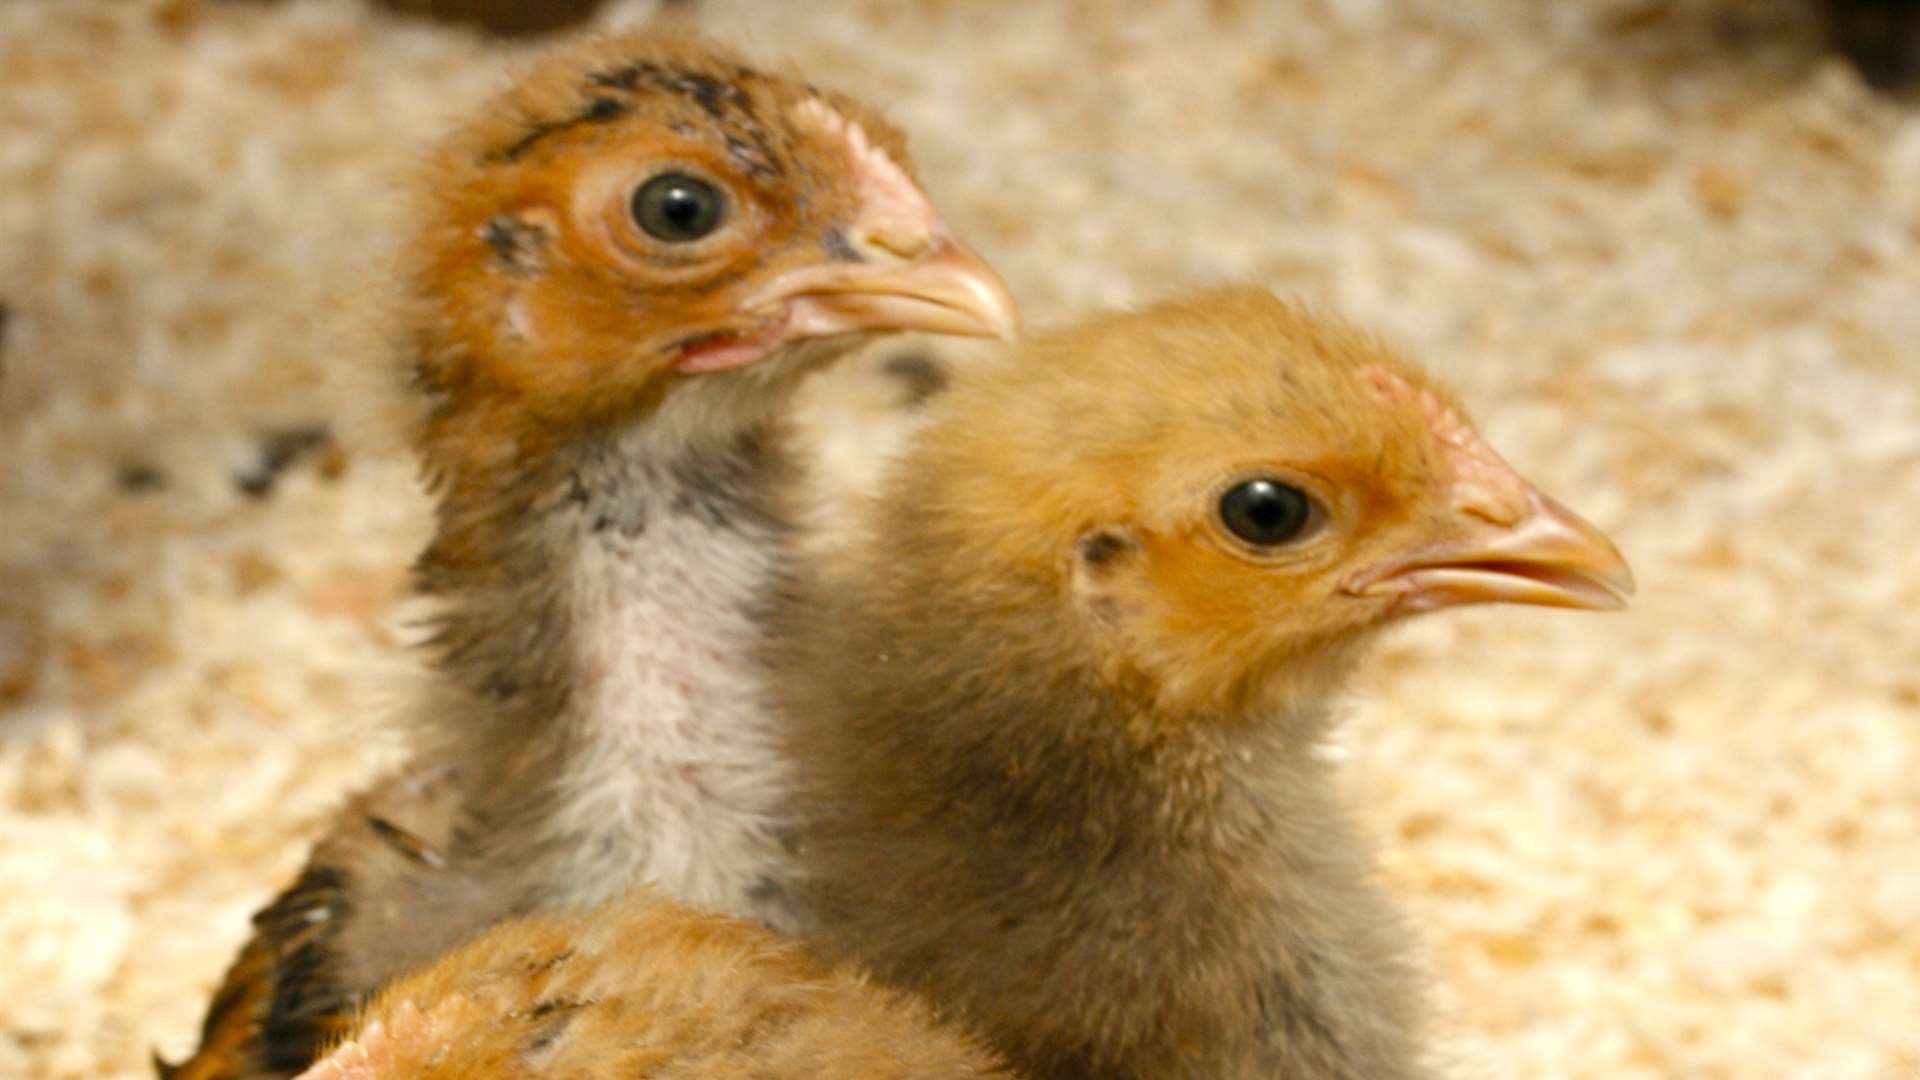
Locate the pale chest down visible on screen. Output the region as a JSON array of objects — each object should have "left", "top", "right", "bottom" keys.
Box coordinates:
[{"left": 543, "top": 428, "right": 796, "bottom": 925}]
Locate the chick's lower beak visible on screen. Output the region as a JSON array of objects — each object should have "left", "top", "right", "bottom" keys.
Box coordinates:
[{"left": 1349, "top": 487, "right": 1635, "bottom": 615}]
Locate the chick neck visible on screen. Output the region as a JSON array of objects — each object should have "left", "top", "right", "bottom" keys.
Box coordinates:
[
  {"left": 794, "top": 546, "right": 1353, "bottom": 846},
  {"left": 776, "top": 534, "right": 1423, "bottom": 1079},
  {"left": 409, "top": 343, "right": 840, "bottom": 923}
]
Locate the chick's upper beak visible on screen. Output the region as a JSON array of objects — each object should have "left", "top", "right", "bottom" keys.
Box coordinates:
[
  {"left": 674, "top": 224, "right": 1019, "bottom": 375},
  {"left": 1349, "top": 486, "right": 1635, "bottom": 615}
]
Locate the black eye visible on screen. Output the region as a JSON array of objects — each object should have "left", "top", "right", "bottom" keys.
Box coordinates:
[
  {"left": 630, "top": 173, "right": 725, "bottom": 242},
  {"left": 1219, "top": 478, "right": 1315, "bottom": 546}
]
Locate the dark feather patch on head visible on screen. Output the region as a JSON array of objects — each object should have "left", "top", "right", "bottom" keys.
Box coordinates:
[
  {"left": 494, "top": 90, "right": 630, "bottom": 163},
  {"left": 725, "top": 131, "right": 779, "bottom": 178},
  {"left": 1077, "top": 528, "right": 1136, "bottom": 571},
  {"left": 482, "top": 213, "right": 548, "bottom": 275},
  {"left": 496, "top": 57, "right": 786, "bottom": 173},
  {"left": 587, "top": 60, "right": 757, "bottom": 120}
]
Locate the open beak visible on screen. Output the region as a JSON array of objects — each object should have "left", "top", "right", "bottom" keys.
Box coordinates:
[{"left": 1348, "top": 487, "right": 1635, "bottom": 615}]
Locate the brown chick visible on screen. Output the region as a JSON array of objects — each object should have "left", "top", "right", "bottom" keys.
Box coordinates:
[
  {"left": 288, "top": 890, "right": 1010, "bottom": 1080},
  {"left": 767, "top": 286, "right": 1634, "bottom": 1079},
  {"left": 163, "top": 30, "right": 1017, "bottom": 1080}
]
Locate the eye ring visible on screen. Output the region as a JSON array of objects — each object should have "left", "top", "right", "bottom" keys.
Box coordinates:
[
  {"left": 1218, "top": 477, "right": 1318, "bottom": 547},
  {"left": 630, "top": 172, "right": 726, "bottom": 243}
]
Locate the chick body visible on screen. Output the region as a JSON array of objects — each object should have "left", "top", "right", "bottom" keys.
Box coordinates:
[
  {"left": 166, "top": 30, "right": 1015, "bottom": 1080},
  {"left": 769, "top": 287, "right": 1632, "bottom": 1079}
]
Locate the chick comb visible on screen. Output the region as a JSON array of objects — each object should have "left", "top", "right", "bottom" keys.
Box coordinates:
[
  {"left": 791, "top": 98, "right": 948, "bottom": 252},
  {"left": 1362, "top": 362, "right": 1536, "bottom": 525}
]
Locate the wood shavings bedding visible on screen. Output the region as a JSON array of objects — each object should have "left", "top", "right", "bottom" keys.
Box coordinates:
[{"left": 0, "top": 0, "right": 1914, "bottom": 1076}]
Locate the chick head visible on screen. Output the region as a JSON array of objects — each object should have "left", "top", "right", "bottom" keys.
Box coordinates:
[
  {"left": 910, "top": 286, "right": 1631, "bottom": 721},
  {"left": 402, "top": 32, "right": 1018, "bottom": 434}
]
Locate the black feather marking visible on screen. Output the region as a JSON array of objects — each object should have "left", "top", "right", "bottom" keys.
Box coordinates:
[
  {"left": 494, "top": 92, "right": 628, "bottom": 163},
  {"left": 587, "top": 60, "right": 662, "bottom": 91},
  {"left": 496, "top": 118, "right": 563, "bottom": 163},
  {"left": 880, "top": 351, "right": 949, "bottom": 406},
  {"left": 235, "top": 424, "right": 332, "bottom": 500},
  {"left": 482, "top": 669, "right": 522, "bottom": 702},
  {"left": 725, "top": 131, "right": 778, "bottom": 178},
  {"left": 520, "top": 1001, "right": 586, "bottom": 1060},
  {"left": 250, "top": 862, "right": 357, "bottom": 1074},
  {"left": 583, "top": 95, "right": 626, "bottom": 121},
  {"left": 482, "top": 213, "right": 548, "bottom": 275},
  {"left": 367, "top": 815, "right": 448, "bottom": 869},
  {"left": 570, "top": 465, "right": 647, "bottom": 538},
  {"left": 1077, "top": 528, "right": 1136, "bottom": 570},
  {"left": 116, "top": 462, "right": 167, "bottom": 494},
  {"left": 820, "top": 224, "right": 860, "bottom": 263},
  {"left": 666, "top": 427, "right": 779, "bottom": 532},
  {"left": 677, "top": 71, "right": 734, "bottom": 119},
  {"left": 518, "top": 60, "right": 789, "bottom": 177}
]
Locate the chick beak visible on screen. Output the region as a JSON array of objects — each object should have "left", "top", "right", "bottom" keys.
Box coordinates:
[
  {"left": 1349, "top": 486, "right": 1635, "bottom": 616},
  {"left": 771, "top": 230, "right": 1020, "bottom": 342}
]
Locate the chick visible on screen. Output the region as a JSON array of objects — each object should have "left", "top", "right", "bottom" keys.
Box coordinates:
[
  {"left": 290, "top": 890, "right": 1009, "bottom": 1080},
  {"left": 164, "top": 31, "right": 1016, "bottom": 1080},
  {"left": 768, "top": 287, "right": 1633, "bottom": 1079}
]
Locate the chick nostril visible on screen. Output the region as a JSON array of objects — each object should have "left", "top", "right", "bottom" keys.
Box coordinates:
[
  {"left": 1454, "top": 491, "right": 1526, "bottom": 527},
  {"left": 854, "top": 222, "right": 933, "bottom": 262}
]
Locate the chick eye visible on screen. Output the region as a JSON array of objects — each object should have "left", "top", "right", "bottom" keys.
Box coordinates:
[
  {"left": 1219, "top": 478, "right": 1316, "bottom": 546},
  {"left": 630, "top": 173, "right": 725, "bottom": 242}
]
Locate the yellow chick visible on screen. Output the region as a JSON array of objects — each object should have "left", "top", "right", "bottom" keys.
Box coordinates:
[{"left": 766, "top": 286, "right": 1633, "bottom": 1079}]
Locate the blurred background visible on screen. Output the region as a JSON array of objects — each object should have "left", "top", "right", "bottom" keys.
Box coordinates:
[{"left": 1, "top": 0, "right": 1916, "bottom": 1076}]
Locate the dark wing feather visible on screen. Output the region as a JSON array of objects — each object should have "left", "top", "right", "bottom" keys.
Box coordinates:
[{"left": 159, "top": 771, "right": 465, "bottom": 1080}]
